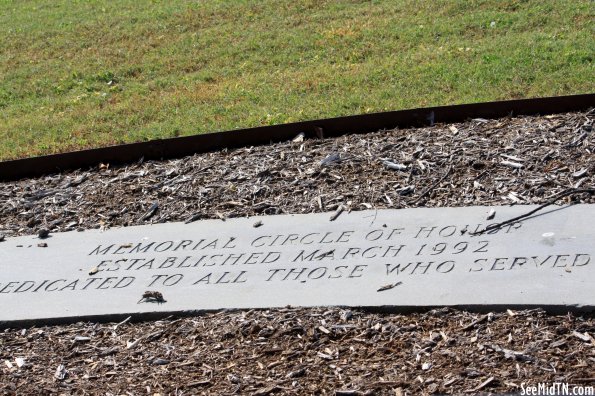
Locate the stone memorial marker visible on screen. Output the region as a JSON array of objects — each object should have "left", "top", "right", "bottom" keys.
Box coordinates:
[{"left": 1, "top": 204, "right": 593, "bottom": 326}]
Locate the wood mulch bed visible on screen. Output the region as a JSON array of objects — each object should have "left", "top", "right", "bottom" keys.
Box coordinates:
[
  {"left": 0, "top": 111, "right": 593, "bottom": 236},
  {"left": 1, "top": 308, "right": 594, "bottom": 395},
  {"left": 1, "top": 110, "right": 594, "bottom": 394}
]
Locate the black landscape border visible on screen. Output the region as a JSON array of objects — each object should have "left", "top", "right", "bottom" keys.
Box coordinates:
[{"left": 1, "top": 93, "right": 593, "bottom": 182}]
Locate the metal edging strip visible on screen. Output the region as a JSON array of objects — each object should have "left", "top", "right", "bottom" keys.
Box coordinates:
[{"left": 0, "top": 93, "right": 593, "bottom": 182}]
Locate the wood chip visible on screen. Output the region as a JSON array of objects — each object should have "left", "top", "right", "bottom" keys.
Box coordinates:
[
  {"left": 292, "top": 132, "right": 305, "bottom": 143},
  {"left": 487, "top": 208, "right": 496, "bottom": 220},
  {"left": 382, "top": 160, "right": 407, "bottom": 171},
  {"left": 501, "top": 160, "right": 523, "bottom": 169},
  {"left": 329, "top": 205, "right": 345, "bottom": 221},
  {"left": 572, "top": 331, "right": 592, "bottom": 342},
  {"left": 139, "top": 202, "right": 159, "bottom": 222},
  {"left": 377, "top": 282, "right": 402, "bottom": 292},
  {"left": 572, "top": 168, "right": 588, "bottom": 178},
  {"left": 54, "top": 364, "right": 67, "bottom": 380},
  {"left": 318, "top": 326, "right": 331, "bottom": 335},
  {"left": 466, "top": 376, "right": 495, "bottom": 392}
]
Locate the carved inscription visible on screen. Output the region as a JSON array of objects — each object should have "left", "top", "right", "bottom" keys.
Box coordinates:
[{"left": 1, "top": 216, "right": 591, "bottom": 298}]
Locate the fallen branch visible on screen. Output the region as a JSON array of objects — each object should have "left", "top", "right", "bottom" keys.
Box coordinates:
[
  {"left": 410, "top": 165, "right": 453, "bottom": 204},
  {"left": 471, "top": 188, "right": 594, "bottom": 235}
]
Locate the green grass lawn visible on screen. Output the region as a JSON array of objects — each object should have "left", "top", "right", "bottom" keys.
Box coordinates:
[{"left": 0, "top": 0, "right": 593, "bottom": 160}]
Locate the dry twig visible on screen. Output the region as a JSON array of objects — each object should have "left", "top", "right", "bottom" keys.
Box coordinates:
[{"left": 471, "top": 188, "right": 594, "bottom": 235}]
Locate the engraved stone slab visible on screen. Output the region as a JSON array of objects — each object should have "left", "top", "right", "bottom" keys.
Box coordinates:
[{"left": 1, "top": 204, "right": 593, "bottom": 326}]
